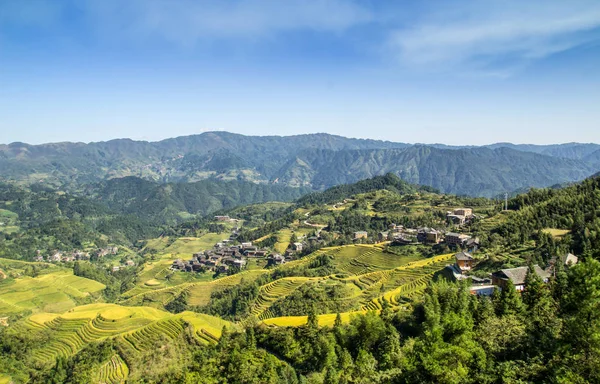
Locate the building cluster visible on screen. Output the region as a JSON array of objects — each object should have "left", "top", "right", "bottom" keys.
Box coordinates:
[
  {"left": 446, "top": 208, "right": 475, "bottom": 225},
  {"left": 111, "top": 259, "right": 136, "bottom": 272},
  {"left": 34, "top": 247, "right": 119, "bottom": 263},
  {"left": 171, "top": 234, "right": 306, "bottom": 274},
  {"left": 172, "top": 240, "right": 277, "bottom": 274},
  {"left": 351, "top": 209, "right": 478, "bottom": 249},
  {"left": 368, "top": 226, "right": 479, "bottom": 251},
  {"left": 213, "top": 215, "right": 241, "bottom": 223},
  {"left": 440, "top": 251, "right": 579, "bottom": 296}
]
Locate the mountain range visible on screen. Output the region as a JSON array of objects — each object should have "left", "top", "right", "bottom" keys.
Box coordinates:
[{"left": 1, "top": 132, "right": 598, "bottom": 197}]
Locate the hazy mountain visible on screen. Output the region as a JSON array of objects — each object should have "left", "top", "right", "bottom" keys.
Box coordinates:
[
  {"left": 0, "top": 132, "right": 597, "bottom": 197},
  {"left": 274, "top": 146, "right": 596, "bottom": 197},
  {"left": 483, "top": 142, "right": 600, "bottom": 160},
  {"left": 85, "top": 176, "right": 311, "bottom": 224}
]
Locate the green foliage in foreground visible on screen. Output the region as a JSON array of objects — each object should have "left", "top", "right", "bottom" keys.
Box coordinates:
[{"left": 2, "top": 259, "right": 599, "bottom": 383}]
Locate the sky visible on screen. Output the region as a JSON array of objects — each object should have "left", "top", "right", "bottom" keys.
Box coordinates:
[{"left": 1, "top": 0, "right": 600, "bottom": 145}]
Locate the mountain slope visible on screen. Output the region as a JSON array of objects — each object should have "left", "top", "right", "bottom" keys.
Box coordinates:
[
  {"left": 276, "top": 146, "right": 596, "bottom": 197},
  {"left": 0, "top": 132, "right": 597, "bottom": 197},
  {"left": 87, "top": 176, "right": 311, "bottom": 223}
]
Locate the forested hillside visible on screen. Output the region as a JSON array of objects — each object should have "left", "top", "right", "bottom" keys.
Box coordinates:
[
  {"left": 1, "top": 174, "right": 600, "bottom": 383},
  {"left": 86, "top": 176, "right": 310, "bottom": 224},
  {"left": 1, "top": 132, "right": 597, "bottom": 197}
]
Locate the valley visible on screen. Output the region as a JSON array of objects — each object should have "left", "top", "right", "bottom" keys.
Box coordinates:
[{"left": 1, "top": 172, "right": 600, "bottom": 383}]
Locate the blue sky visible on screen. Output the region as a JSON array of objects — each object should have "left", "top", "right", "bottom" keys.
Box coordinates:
[{"left": 1, "top": 0, "right": 600, "bottom": 145}]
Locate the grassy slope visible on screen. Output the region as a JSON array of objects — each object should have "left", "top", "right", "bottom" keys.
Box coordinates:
[{"left": 0, "top": 268, "right": 105, "bottom": 315}]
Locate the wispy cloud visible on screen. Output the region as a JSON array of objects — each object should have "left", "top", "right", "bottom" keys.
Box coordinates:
[
  {"left": 82, "top": 0, "right": 373, "bottom": 46},
  {"left": 388, "top": 0, "right": 600, "bottom": 74},
  {"left": 1, "top": 0, "right": 373, "bottom": 46}
]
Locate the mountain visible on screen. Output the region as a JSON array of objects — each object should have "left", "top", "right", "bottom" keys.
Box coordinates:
[
  {"left": 275, "top": 146, "right": 596, "bottom": 197},
  {"left": 0, "top": 132, "right": 597, "bottom": 197},
  {"left": 296, "top": 173, "right": 430, "bottom": 205},
  {"left": 86, "top": 176, "right": 311, "bottom": 223},
  {"left": 0, "top": 132, "right": 408, "bottom": 187},
  {"left": 484, "top": 142, "right": 600, "bottom": 160}
]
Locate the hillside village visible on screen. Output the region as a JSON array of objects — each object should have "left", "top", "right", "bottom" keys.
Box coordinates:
[
  {"left": 1, "top": 171, "right": 599, "bottom": 383},
  {"left": 166, "top": 205, "right": 571, "bottom": 299}
]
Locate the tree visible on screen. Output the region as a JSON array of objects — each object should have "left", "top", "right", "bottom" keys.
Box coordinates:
[
  {"left": 498, "top": 281, "right": 523, "bottom": 317},
  {"left": 558, "top": 259, "right": 600, "bottom": 381}
]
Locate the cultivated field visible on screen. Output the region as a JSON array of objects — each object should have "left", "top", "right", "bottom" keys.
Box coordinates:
[
  {"left": 0, "top": 269, "right": 105, "bottom": 316},
  {"left": 8, "top": 302, "right": 234, "bottom": 379}
]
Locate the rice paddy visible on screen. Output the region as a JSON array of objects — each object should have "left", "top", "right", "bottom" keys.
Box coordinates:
[
  {"left": 0, "top": 269, "right": 105, "bottom": 316},
  {"left": 13, "top": 303, "right": 234, "bottom": 368},
  {"left": 262, "top": 310, "right": 369, "bottom": 327}
]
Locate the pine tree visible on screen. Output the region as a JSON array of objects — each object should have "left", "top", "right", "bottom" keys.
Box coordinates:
[
  {"left": 498, "top": 281, "right": 524, "bottom": 317},
  {"left": 334, "top": 313, "right": 343, "bottom": 329},
  {"left": 522, "top": 264, "right": 544, "bottom": 310}
]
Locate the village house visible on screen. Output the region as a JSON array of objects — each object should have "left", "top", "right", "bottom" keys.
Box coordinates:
[
  {"left": 50, "top": 251, "right": 62, "bottom": 262},
  {"left": 417, "top": 228, "right": 442, "bottom": 244},
  {"left": 378, "top": 231, "right": 389, "bottom": 241},
  {"left": 267, "top": 254, "right": 286, "bottom": 266},
  {"left": 97, "top": 247, "right": 119, "bottom": 258},
  {"left": 284, "top": 249, "right": 297, "bottom": 260},
  {"left": 214, "top": 215, "right": 231, "bottom": 221},
  {"left": 453, "top": 208, "right": 473, "bottom": 217},
  {"left": 562, "top": 253, "right": 579, "bottom": 266},
  {"left": 241, "top": 242, "right": 253, "bottom": 249},
  {"left": 447, "top": 214, "right": 466, "bottom": 225},
  {"left": 491, "top": 265, "right": 551, "bottom": 291},
  {"left": 455, "top": 251, "right": 475, "bottom": 271},
  {"left": 72, "top": 251, "right": 90, "bottom": 261},
  {"left": 546, "top": 253, "right": 579, "bottom": 275},
  {"left": 354, "top": 231, "right": 368, "bottom": 240},
  {"left": 466, "top": 237, "right": 480, "bottom": 253},
  {"left": 392, "top": 234, "right": 416, "bottom": 245},
  {"left": 440, "top": 251, "right": 480, "bottom": 281},
  {"left": 445, "top": 232, "right": 472, "bottom": 247},
  {"left": 125, "top": 260, "right": 135, "bottom": 267},
  {"left": 292, "top": 242, "right": 304, "bottom": 251},
  {"left": 172, "top": 259, "right": 186, "bottom": 270},
  {"left": 112, "top": 266, "right": 121, "bottom": 272},
  {"left": 34, "top": 255, "right": 44, "bottom": 262}
]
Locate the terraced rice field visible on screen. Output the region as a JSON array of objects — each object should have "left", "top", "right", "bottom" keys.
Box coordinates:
[
  {"left": 16, "top": 303, "right": 233, "bottom": 366},
  {"left": 359, "top": 253, "right": 454, "bottom": 310},
  {"left": 327, "top": 245, "right": 422, "bottom": 276},
  {"left": 0, "top": 270, "right": 105, "bottom": 315},
  {"left": 186, "top": 269, "right": 269, "bottom": 306},
  {"left": 120, "top": 317, "right": 187, "bottom": 352},
  {"left": 542, "top": 228, "right": 571, "bottom": 238},
  {"left": 97, "top": 354, "right": 129, "bottom": 384},
  {"left": 274, "top": 229, "right": 293, "bottom": 254},
  {"left": 164, "top": 234, "right": 225, "bottom": 256},
  {"left": 121, "top": 269, "right": 269, "bottom": 308},
  {"left": 247, "top": 277, "right": 318, "bottom": 321}
]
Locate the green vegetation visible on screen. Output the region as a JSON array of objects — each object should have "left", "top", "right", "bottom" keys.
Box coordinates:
[
  {"left": 0, "top": 268, "right": 105, "bottom": 316},
  {"left": 2, "top": 171, "right": 600, "bottom": 382},
  {"left": 1, "top": 132, "right": 597, "bottom": 196}
]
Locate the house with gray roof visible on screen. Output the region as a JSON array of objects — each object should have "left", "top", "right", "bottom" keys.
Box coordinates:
[{"left": 491, "top": 265, "right": 551, "bottom": 291}]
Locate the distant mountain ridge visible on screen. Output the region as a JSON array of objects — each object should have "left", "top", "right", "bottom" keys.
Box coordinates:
[{"left": 0, "top": 131, "right": 598, "bottom": 197}]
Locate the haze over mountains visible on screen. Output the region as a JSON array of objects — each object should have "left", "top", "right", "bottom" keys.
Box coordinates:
[{"left": 1, "top": 132, "right": 598, "bottom": 197}]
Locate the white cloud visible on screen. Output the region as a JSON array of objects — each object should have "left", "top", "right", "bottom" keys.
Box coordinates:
[
  {"left": 83, "top": 0, "right": 372, "bottom": 45},
  {"left": 388, "top": 0, "right": 600, "bottom": 72}
]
